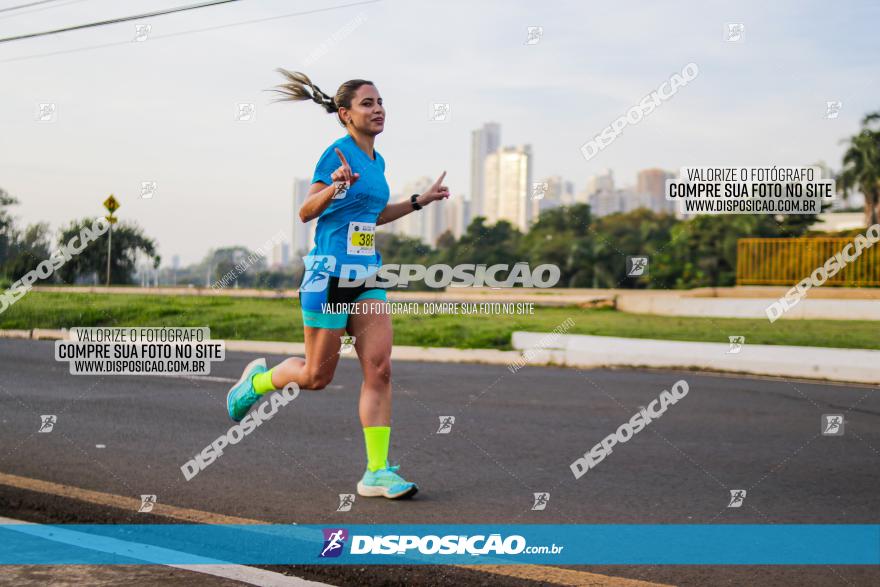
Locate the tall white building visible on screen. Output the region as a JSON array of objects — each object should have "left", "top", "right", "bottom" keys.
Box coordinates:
[
  {"left": 469, "top": 122, "right": 501, "bottom": 221},
  {"left": 534, "top": 176, "right": 574, "bottom": 218},
  {"left": 483, "top": 145, "right": 533, "bottom": 232},
  {"left": 271, "top": 242, "right": 291, "bottom": 268},
  {"left": 292, "top": 178, "right": 317, "bottom": 257},
  {"left": 636, "top": 168, "right": 676, "bottom": 214},
  {"left": 588, "top": 189, "right": 624, "bottom": 217},
  {"left": 395, "top": 177, "right": 447, "bottom": 245},
  {"left": 424, "top": 186, "right": 447, "bottom": 246},
  {"left": 585, "top": 169, "right": 614, "bottom": 197},
  {"left": 590, "top": 187, "right": 657, "bottom": 217},
  {"left": 446, "top": 195, "right": 469, "bottom": 239}
]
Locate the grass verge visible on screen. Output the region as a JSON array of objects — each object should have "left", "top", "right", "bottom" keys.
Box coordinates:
[{"left": 0, "top": 291, "right": 877, "bottom": 350}]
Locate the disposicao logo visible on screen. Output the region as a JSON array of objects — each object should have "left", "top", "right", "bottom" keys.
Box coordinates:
[{"left": 319, "top": 528, "right": 348, "bottom": 558}]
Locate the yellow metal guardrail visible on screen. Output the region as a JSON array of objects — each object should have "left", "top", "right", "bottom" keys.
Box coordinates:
[{"left": 737, "top": 237, "right": 880, "bottom": 286}]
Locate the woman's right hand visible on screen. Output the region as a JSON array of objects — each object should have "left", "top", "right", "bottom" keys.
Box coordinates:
[{"left": 330, "top": 148, "right": 360, "bottom": 186}]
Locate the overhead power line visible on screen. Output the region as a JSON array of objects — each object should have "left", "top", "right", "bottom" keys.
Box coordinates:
[
  {"left": 0, "top": 0, "right": 243, "bottom": 44},
  {"left": 0, "top": 0, "right": 65, "bottom": 14},
  {"left": 0, "top": 0, "right": 92, "bottom": 22},
  {"left": 0, "top": 0, "right": 380, "bottom": 63}
]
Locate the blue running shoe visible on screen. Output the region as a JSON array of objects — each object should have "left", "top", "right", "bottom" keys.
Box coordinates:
[
  {"left": 226, "top": 358, "right": 267, "bottom": 422},
  {"left": 356, "top": 463, "right": 418, "bottom": 499}
]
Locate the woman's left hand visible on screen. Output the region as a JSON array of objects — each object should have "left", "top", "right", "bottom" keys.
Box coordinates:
[{"left": 419, "top": 171, "right": 450, "bottom": 204}]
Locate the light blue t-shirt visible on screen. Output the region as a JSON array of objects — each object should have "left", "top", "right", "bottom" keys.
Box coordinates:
[{"left": 307, "top": 134, "right": 390, "bottom": 278}]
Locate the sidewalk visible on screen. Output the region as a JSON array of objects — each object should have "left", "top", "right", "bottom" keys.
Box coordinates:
[{"left": 511, "top": 332, "right": 879, "bottom": 385}]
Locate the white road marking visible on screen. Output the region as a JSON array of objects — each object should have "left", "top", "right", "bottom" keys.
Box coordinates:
[
  {"left": 171, "top": 564, "right": 331, "bottom": 587},
  {"left": 153, "top": 374, "right": 237, "bottom": 383},
  {"left": 0, "top": 515, "right": 333, "bottom": 586}
]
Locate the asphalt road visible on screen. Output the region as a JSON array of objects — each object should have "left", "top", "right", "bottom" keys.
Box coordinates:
[{"left": 0, "top": 338, "right": 878, "bottom": 586}]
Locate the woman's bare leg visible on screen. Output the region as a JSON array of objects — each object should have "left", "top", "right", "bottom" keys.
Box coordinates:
[
  {"left": 269, "top": 325, "right": 344, "bottom": 391},
  {"left": 348, "top": 299, "right": 417, "bottom": 498},
  {"left": 347, "top": 300, "right": 393, "bottom": 427}
]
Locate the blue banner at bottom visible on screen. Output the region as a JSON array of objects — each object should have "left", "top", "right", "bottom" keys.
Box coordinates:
[{"left": 0, "top": 524, "right": 877, "bottom": 565}]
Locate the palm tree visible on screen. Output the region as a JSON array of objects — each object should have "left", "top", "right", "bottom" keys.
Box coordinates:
[{"left": 839, "top": 112, "right": 880, "bottom": 227}]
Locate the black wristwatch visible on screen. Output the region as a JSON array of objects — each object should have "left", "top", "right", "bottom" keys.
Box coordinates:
[{"left": 410, "top": 194, "right": 422, "bottom": 210}]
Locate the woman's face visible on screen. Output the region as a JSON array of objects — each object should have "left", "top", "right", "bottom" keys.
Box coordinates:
[{"left": 341, "top": 84, "right": 385, "bottom": 135}]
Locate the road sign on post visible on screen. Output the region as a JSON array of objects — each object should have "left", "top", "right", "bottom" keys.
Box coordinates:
[
  {"left": 103, "top": 195, "right": 120, "bottom": 286},
  {"left": 103, "top": 195, "right": 119, "bottom": 214}
]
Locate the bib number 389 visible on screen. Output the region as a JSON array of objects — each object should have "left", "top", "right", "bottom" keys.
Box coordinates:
[{"left": 347, "top": 222, "right": 376, "bottom": 256}]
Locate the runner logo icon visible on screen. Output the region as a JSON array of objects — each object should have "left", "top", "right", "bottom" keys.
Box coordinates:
[
  {"left": 339, "top": 336, "right": 356, "bottom": 355},
  {"left": 728, "top": 489, "right": 747, "bottom": 508},
  {"left": 627, "top": 256, "right": 649, "bottom": 277},
  {"left": 727, "top": 336, "right": 745, "bottom": 354},
  {"left": 38, "top": 415, "right": 56, "bottom": 433},
  {"left": 138, "top": 494, "right": 157, "bottom": 513},
  {"left": 332, "top": 181, "right": 349, "bottom": 199},
  {"left": 320, "top": 528, "right": 348, "bottom": 558},
  {"left": 436, "top": 416, "right": 455, "bottom": 434},
  {"left": 532, "top": 492, "right": 549, "bottom": 511},
  {"left": 821, "top": 414, "right": 844, "bottom": 436},
  {"left": 301, "top": 255, "right": 336, "bottom": 293},
  {"left": 337, "top": 494, "right": 355, "bottom": 512}
]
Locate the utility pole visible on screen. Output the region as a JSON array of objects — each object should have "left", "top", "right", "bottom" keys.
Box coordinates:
[
  {"left": 102, "top": 195, "right": 120, "bottom": 287},
  {"left": 106, "top": 226, "right": 112, "bottom": 286}
]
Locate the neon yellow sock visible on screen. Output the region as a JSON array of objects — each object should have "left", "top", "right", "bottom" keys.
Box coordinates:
[
  {"left": 363, "top": 426, "right": 391, "bottom": 472},
  {"left": 252, "top": 368, "right": 276, "bottom": 395}
]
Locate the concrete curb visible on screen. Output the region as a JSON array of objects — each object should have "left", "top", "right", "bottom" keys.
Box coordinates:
[
  {"left": 511, "top": 332, "right": 880, "bottom": 385},
  {"left": 223, "top": 339, "right": 518, "bottom": 365},
  {"left": 3, "top": 329, "right": 875, "bottom": 383},
  {"left": 616, "top": 295, "right": 880, "bottom": 321},
  {"left": 0, "top": 329, "right": 521, "bottom": 367}
]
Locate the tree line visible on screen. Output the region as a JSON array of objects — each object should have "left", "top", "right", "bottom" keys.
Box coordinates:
[
  {"left": 0, "top": 190, "right": 158, "bottom": 289},
  {"left": 1, "top": 110, "right": 876, "bottom": 290}
]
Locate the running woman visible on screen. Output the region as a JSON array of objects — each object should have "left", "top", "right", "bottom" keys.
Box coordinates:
[{"left": 226, "top": 70, "right": 450, "bottom": 499}]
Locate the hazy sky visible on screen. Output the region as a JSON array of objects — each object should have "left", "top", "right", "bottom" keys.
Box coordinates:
[{"left": 1, "top": 0, "right": 878, "bottom": 264}]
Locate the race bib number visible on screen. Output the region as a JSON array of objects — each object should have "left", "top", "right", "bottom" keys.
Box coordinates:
[{"left": 347, "top": 222, "right": 376, "bottom": 256}]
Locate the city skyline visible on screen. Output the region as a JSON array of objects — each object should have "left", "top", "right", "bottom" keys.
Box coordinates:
[
  {"left": 136, "top": 152, "right": 871, "bottom": 269},
  {"left": 2, "top": 1, "right": 876, "bottom": 265},
  {"left": 280, "top": 120, "right": 693, "bottom": 264}
]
